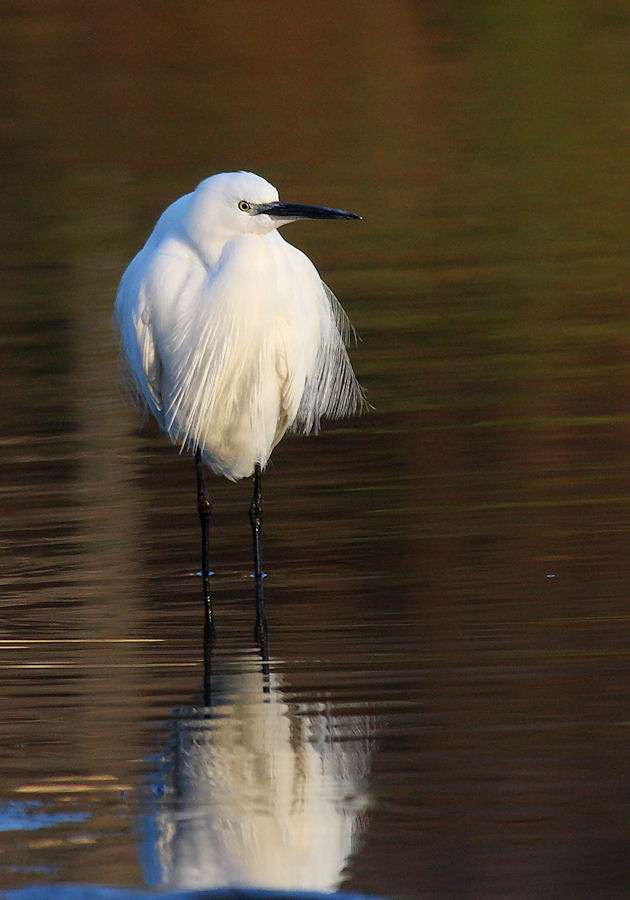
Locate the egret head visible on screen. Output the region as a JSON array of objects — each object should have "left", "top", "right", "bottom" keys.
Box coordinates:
[{"left": 184, "top": 172, "right": 360, "bottom": 248}]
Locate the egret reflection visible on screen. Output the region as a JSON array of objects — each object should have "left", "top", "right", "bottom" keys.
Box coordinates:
[{"left": 142, "top": 652, "right": 374, "bottom": 892}]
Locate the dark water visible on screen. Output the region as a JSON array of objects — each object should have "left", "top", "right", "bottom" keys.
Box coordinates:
[{"left": 2, "top": 2, "right": 630, "bottom": 898}]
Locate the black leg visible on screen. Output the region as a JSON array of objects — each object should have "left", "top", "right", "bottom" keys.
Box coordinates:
[
  {"left": 202, "top": 625, "right": 212, "bottom": 706},
  {"left": 249, "top": 463, "right": 267, "bottom": 647},
  {"left": 249, "top": 463, "right": 264, "bottom": 579},
  {"left": 254, "top": 576, "right": 269, "bottom": 658},
  {"left": 195, "top": 449, "right": 214, "bottom": 642}
]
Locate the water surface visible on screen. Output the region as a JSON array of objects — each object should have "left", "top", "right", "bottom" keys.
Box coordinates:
[{"left": 2, "top": 3, "right": 630, "bottom": 898}]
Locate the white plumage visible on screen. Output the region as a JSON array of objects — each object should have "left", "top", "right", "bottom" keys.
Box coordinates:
[{"left": 115, "top": 171, "right": 364, "bottom": 481}]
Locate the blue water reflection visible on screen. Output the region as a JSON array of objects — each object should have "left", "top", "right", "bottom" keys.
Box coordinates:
[
  {"left": 0, "top": 800, "right": 89, "bottom": 834},
  {"left": 3, "top": 888, "right": 383, "bottom": 900}
]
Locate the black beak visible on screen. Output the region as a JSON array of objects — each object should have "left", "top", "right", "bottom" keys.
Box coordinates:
[{"left": 256, "top": 201, "right": 361, "bottom": 221}]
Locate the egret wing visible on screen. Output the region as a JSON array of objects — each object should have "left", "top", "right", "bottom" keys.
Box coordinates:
[
  {"left": 114, "top": 263, "right": 164, "bottom": 424},
  {"left": 292, "top": 280, "right": 365, "bottom": 434}
]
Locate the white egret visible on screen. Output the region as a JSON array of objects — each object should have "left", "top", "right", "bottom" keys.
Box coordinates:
[{"left": 114, "top": 171, "right": 364, "bottom": 642}]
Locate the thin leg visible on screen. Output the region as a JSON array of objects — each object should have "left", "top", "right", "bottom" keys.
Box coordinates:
[
  {"left": 254, "top": 576, "right": 269, "bottom": 658},
  {"left": 249, "top": 463, "right": 267, "bottom": 647},
  {"left": 202, "top": 626, "right": 212, "bottom": 706},
  {"left": 195, "top": 449, "right": 214, "bottom": 642},
  {"left": 249, "top": 464, "right": 264, "bottom": 579}
]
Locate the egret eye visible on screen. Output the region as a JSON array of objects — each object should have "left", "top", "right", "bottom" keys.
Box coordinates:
[{"left": 238, "top": 200, "right": 253, "bottom": 213}]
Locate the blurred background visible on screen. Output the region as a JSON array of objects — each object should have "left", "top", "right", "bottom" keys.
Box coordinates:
[{"left": 2, "top": 1, "right": 630, "bottom": 897}]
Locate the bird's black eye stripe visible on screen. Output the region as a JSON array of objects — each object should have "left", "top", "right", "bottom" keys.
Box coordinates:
[{"left": 238, "top": 200, "right": 252, "bottom": 212}]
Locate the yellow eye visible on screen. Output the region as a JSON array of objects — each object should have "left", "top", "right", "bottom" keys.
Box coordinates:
[{"left": 238, "top": 201, "right": 252, "bottom": 212}]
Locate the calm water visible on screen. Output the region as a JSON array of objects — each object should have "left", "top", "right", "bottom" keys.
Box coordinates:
[{"left": 2, "top": 3, "right": 630, "bottom": 898}]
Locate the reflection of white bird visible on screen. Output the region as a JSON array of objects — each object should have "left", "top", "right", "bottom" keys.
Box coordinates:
[
  {"left": 114, "top": 172, "right": 364, "bottom": 638},
  {"left": 142, "top": 656, "right": 373, "bottom": 892}
]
